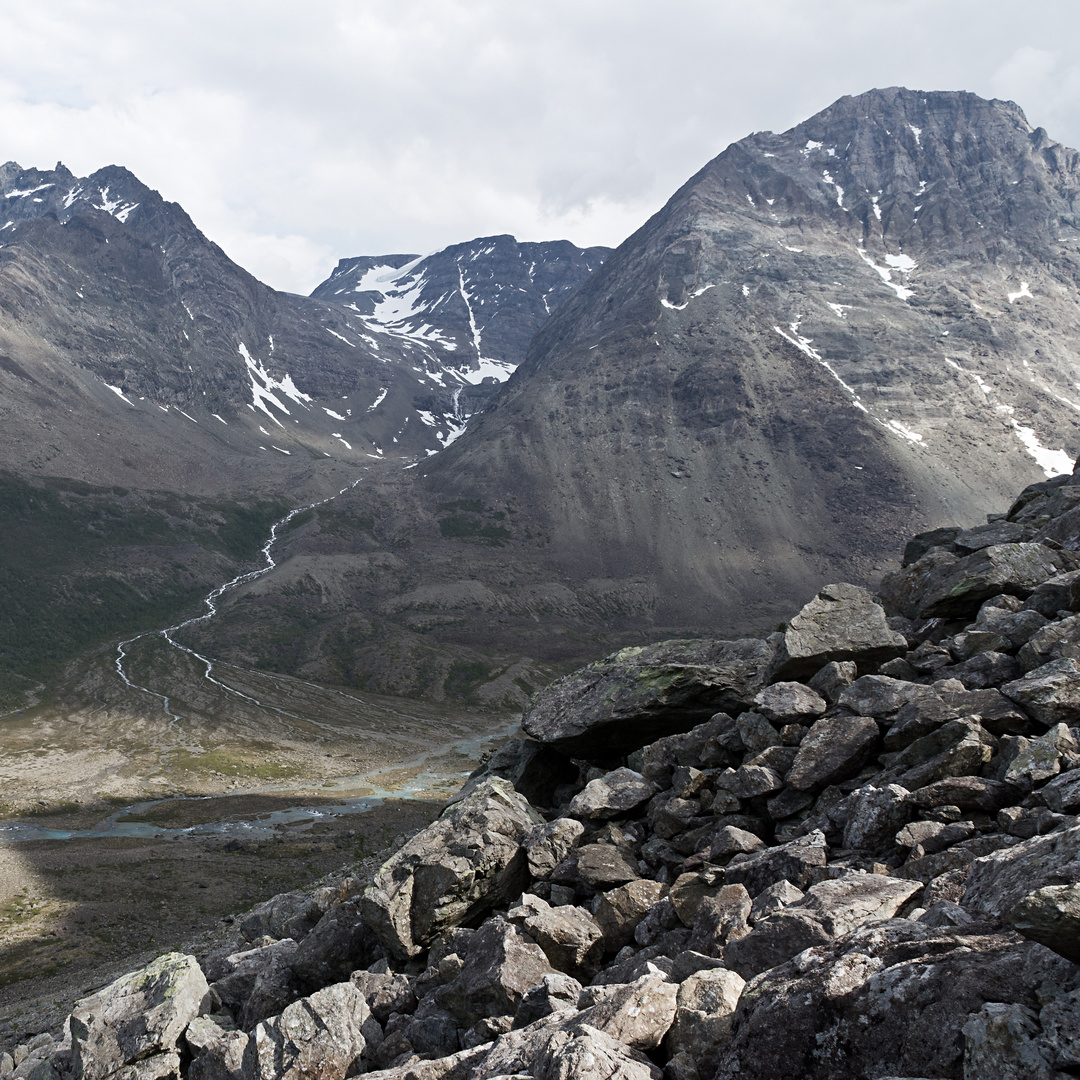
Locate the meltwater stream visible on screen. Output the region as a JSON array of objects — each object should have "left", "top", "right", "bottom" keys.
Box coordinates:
[{"left": 0, "top": 471, "right": 519, "bottom": 846}]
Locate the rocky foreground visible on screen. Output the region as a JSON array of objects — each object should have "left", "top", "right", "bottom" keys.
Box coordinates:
[{"left": 12, "top": 466, "right": 1080, "bottom": 1080}]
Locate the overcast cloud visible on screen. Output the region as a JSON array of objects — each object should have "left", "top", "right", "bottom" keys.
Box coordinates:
[{"left": 1, "top": 1, "right": 1078, "bottom": 293}]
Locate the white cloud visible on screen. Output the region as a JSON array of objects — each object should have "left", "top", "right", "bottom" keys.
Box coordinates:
[{"left": 0, "top": 0, "right": 1077, "bottom": 293}]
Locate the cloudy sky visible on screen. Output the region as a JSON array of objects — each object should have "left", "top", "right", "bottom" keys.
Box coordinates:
[{"left": 1, "top": 1, "right": 1077, "bottom": 294}]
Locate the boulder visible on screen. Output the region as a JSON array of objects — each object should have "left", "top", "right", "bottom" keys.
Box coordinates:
[
  {"left": 637, "top": 715, "right": 740, "bottom": 789},
  {"left": 593, "top": 881, "right": 666, "bottom": 951},
  {"left": 836, "top": 676, "right": 936, "bottom": 718},
  {"left": 1002, "top": 659, "right": 1080, "bottom": 725},
  {"left": 714, "top": 765, "right": 785, "bottom": 799},
  {"left": 885, "top": 717, "right": 993, "bottom": 791},
  {"left": 1022, "top": 571, "right": 1080, "bottom": 617},
  {"left": 578, "top": 974, "right": 678, "bottom": 1050},
  {"left": 785, "top": 715, "right": 880, "bottom": 791},
  {"left": 1008, "top": 884, "right": 1080, "bottom": 964},
  {"left": 713, "top": 921, "right": 1080, "bottom": 1080},
  {"left": 1002, "top": 723, "right": 1079, "bottom": 788},
  {"left": 1020, "top": 613, "right": 1080, "bottom": 672},
  {"left": 748, "top": 881, "right": 805, "bottom": 924},
  {"left": 806, "top": 660, "right": 858, "bottom": 704},
  {"left": 707, "top": 825, "right": 766, "bottom": 862},
  {"left": 752, "top": 682, "right": 827, "bottom": 724},
  {"left": 568, "top": 769, "right": 658, "bottom": 822},
  {"left": 521, "top": 638, "right": 776, "bottom": 758},
  {"left": 247, "top": 983, "right": 369, "bottom": 1080},
  {"left": 725, "top": 831, "right": 828, "bottom": 896},
  {"left": 525, "top": 817, "right": 585, "bottom": 879},
  {"left": 185, "top": 1017, "right": 248, "bottom": 1080},
  {"left": 841, "top": 784, "right": 912, "bottom": 851},
  {"left": 665, "top": 968, "right": 745, "bottom": 1074},
  {"left": 349, "top": 967, "right": 418, "bottom": 1024},
  {"left": 238, "top": 891, "right": 323, "bottom": 945},
  {"left": 943, "top": 650, "right": 1024, "bottom": 690},
  {"left": 362, "top": 778, "right": 543, "bottom": 959},
  {"left": 736, "top": 712, "right": 782, "bottom": 753},
  {"left": 907, "top": 776, "right": 1015, "bottom": 812},
  {"left": 512, "top": 972, "right": 583, "bottom": 1029},
  {"left": 768, "top": 584, "right": 907, "bottom": 681},
  {"left": 209, "top": 939, "right": 300, "bottom": 1030},
  {"left": 723, "top": 872, "right": 922, "bottom": 980},
  {"left": 463, "top": 738, "right": 579, "bottom": 809},
  {"left": 686, "top": 885, "right": 753, "bottom": 957},
  {"left": 668, "top": 871, "right": 726, "bottom": 928},
  {"left": 573, "top": 844, "right": 641, "bottom": 890},
  {"left": 291, "top": 898, "right": 384, "bottom": 990},
  {"left": 436, "top": 916, "right": 557, "bottom": 1027},
  {"left": 530, "top": 1023, "right": 662, "bottom": 1080},
  {"left": 879, "top": 543, "right": 1078, "bottom": 620},
  {"left": 508, "top": 895, "right": 605, "bottom": 977},
  {"left": 70, "top": 953, "right": 209, "bottom": 1080},
  {"left": 1041, "top": 769, "right": 1080, "bottom": 814},
  {"left": 964, "top": 822, "right": 1080, "bottom": 918}
]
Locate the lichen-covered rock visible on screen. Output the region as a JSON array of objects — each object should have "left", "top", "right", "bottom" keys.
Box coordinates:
[
  {"left": 768, "top": 584, "right": 907, "bottom": 681},
  {"left": 568, "top": 769, "right": 658, "bottom": 821},
  {"left": 521, "top": 638, "right": 776, "bottom": 757},
  {"left": 1002, "top": 659, "right": 1080, "bottom": 725},
  {"left": 578, "top": 974, "right": 678, "bottom": 1050},
  {"left": 723, "top": 872, "right": 922, "bottom": 980},
  {"left": 185, "top": 1017, "right": 248, "bottom": 1080},
  {"left": 70, "top": 953, "right": 209, "bottom": 1080},
  {"left": 248, "top": 983, "right": 369, "bottom": 1080},
  {"left": 841, "top": 784, "right": 912, "bottom": 851},
  {"left": 752, "top": 682, "right": 827, "bottom": 724},
  {"left": 785, "top": 715, "right": 880, "bottom": 791},
  {"left": 964, "top": 822, "right": 1080, "bottom": 918},
  {"left": 508, "top": 895, "right": 605, "bottom": 977},
  {"left": 725, "top": 831, "right": 828, "bottom": 896},
  {"left": 525, "top": 817, "right": 585, "bottom": 880},
  {"left": 665, "top": 968, "right": 745, "bottom": 1073},
  {"left": 1007, "top": 883, "right": 1080, "bottom": 964},
  {"left": 436, "top": 916, "right": 558, "bottom": 1027},
  {"left": 880, "top": 543, "right": 1078, "bottom": 620},
  {"left": 362, "top": 778, "right": 543, "bottom": 959},
  {"left": 713, "top": 921, "right": 1080, "bottom": 1080},
  {"left": 594, "top": 880, "right": 667, "bottom": 951}
]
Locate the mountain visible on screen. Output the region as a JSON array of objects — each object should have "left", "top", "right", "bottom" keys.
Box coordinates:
[
  {"left": 310, "top": 235, "right": 608, "bottom": 412},
  {"left": 179, "top": 88, "right": 1080, "bottom": 705},
  {"left": 0, "top": 163, "right": 605, "bottom": 705}
]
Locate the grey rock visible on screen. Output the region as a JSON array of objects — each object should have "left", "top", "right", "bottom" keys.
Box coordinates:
[
  {"left": 752, "top": 682, "right": 827, "bottom": 724},
  {"left": 671, "top": 766, "right": 707, "bottom": 799},
  {"left": 1002, "top": 658, "right": 1080, "bottom": 725},
  {"left": 664, "top": 968, "right": 745, "bottom": 1073},
  {"left": 880, "top": 543, "right": 1077, "bottom": 620},
  {"left": 525, "top": 817, "right": 585, "bottom": 880},
  {"left": 1041, "top": 769, "right": 1080, "bottom": 814},
  {"left": 574, "top": 844, "right": 641, "bottom": 890},
  {"left": 964, "top": 822, "right": 1080, "bottom": 918},
  {"left": 70, "top": 953, "right": 209, "bottom": 1080},
  {"left": 837, "top": 676, "right": 936, "bottom": 719},
  {"left": 668, "top": 872, "right": 726, "bottom": 928},
  {"left": 749, "top": 880, "right": 806, "bottom": 924},
  {"left": 897, "top": 819, "right": 977, "bottom": 856},
  {"left": 247, "top": 982, "right": 369, "bottom": 1080},
  {"left": 210, "top": 939, "right": 300, "bottom": 1030},
  {"left": 569, "top": 769, "right": 658, "bottom": 822},
  {"left": 713, "top": 921, "right": 1080, "bottom": 1080},
  {"left": 292, "top": 897, "right": 384, "bottom": 988},
  {"left": 714, "top": 764, "right": 785, "bottom": 799},
  {"left": 436, "top": 916, "right": 557, "bottom": 1027},
  {"left": 842, "top": 784, "right": 912, "bottom": 851},
  {"left": 785, "top": 715, "right": 880, "bottom": 791},
  {"left": 1017, "top": 614, "right": 1080, "bottom": 670},
  {"left": 362, "top": 778, "right": 543, "bottom": 959},
  {"left": 723, "top": 872, "right": 923, "bottom": 979},
  {"left": 806, "top": 661, "right": 858, "bottom": 704},
  {"left": 1002, "top": 723, "right": 1079, "bottom": 788},
  {"left": 736, "top": 712, "right": 782, "bottom": 754},
  {"left": 907, "top": 775, "right": 1015, "bottom": 812},
  {"left": 769, "top": 584, "right": 907, "bottom": 681},
  {"left": 239, "top": 891, "right": 324, "bottom": 945},
  {"left": 530, "top": 1022, "right": 662, "bottom": 1080},
  {"left": 764, "top": 785, "right": 814, "bottom": 821},
  {"left": 520, "top": 638, "right": 776, "bottom": 758},
  {"left": 512, "top": 971, "right": 583, "bottom": 1029},
  {"left": 707, "top": 826, "right": 766, "bottom": 862},
  {"left": 961, "top": 1002, "right": 1060, "bottom": 1080},
  {"left": 944, "top": 650, "right": 1024, "bottom": 690},
  {"left": 1022, "top": 570, "right": 1080, "bottom": 617},
  {"left": 509, "top": 895, "right": 605, "bottom": 977},
  {"left": 349, "top": 968, "right": 418, "bottom": 1023},
  {"left": 594, "top": 881, "right": 667, "bottom": 951},
  {"left": 1007, "top": 883, "right": 1080, "bottom": 964},
  {"left": 917, "top": 899, "right": 975, "bottom": 928},
  {"left": 185, "top": 1017, "right": 248, "bottom": 1080},
  {"left": 725, "top": 831, "right": 828, "bottom": 896},
  {"left": 887, "top": 717, "right": 993, "bottom": 791},
  {"left": 463, "top": 738, "right": 580, "bottom": 810},
  {"left": 638, "top": 715, "right": 740, "bottom": 790},
  {"left": 686, "top": 885, "right": 752, "bottom": 957},
  {"left": 647, "top": 793, "right": 703, "bottom": 839},
  {"left": 578, "top": 974, "right": 678, "bottom": 1050}
]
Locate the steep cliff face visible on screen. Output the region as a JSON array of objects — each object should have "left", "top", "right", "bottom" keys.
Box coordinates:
[{"left": 421, "top": 88, "right": 1080, "bottom": 631}]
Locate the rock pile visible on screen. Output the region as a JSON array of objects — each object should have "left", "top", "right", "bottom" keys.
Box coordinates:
[{"left": 14, "top": 465, "right": 1080, "bottom": 1080}]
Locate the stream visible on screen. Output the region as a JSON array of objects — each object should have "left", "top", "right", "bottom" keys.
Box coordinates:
[{"left": 1, "top": 473, "right": 517, "bottom": 844}]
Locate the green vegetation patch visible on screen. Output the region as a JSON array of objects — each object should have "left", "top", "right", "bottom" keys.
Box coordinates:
[{"left": 0, "top": 471, "right": 289, "bottom": 708}]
